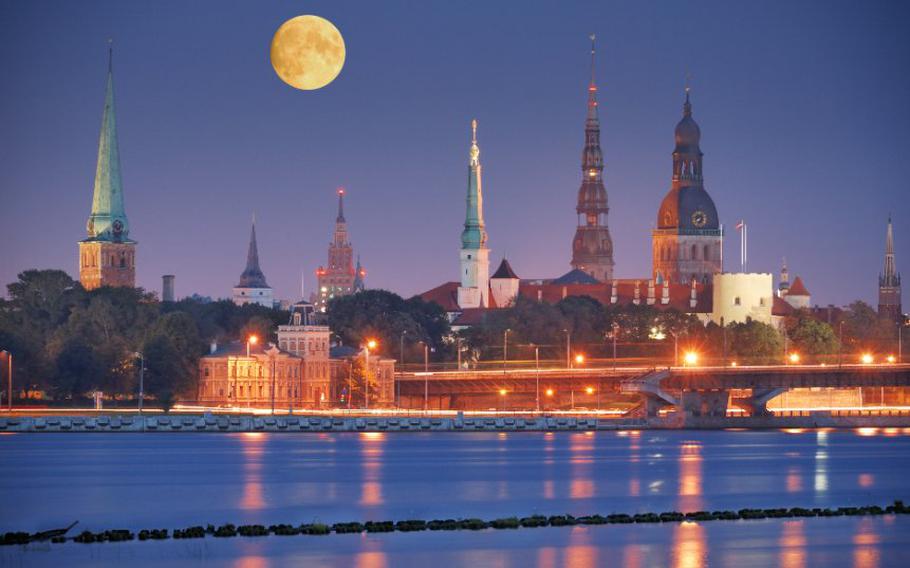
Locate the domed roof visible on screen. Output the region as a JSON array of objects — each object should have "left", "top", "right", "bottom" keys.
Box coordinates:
[
  {"left": 657, "top": 186, "right": 719, "bottom": 232},
  {"left": 674, "top": 93, "right": 701, "bottom": 150}
]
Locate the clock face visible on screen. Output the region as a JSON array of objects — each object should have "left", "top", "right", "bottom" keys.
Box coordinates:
[{"left": 691, "top": 210, "right": 708, "bottom": 228}]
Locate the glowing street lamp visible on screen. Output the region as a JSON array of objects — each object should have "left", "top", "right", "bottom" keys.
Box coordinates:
[
  {"left": 730, "top": 361, "right": 738, "bottom": 367},
  {"left": 246, "top": 335, "right": 258, "bottom": 357},
  {"left": 683, "top": 351, "right": 699, "bottom": 366},
  {"left": 499, "top": 388, "right": 508, "bottom": 396},
  {"left": 886, "top": 355, "right": 896, "bottom": 364},
  {"left": 585, "top": 386, "right": 594, "bottom": 395},
  {"left": 788, "top": 353, "right": 801, "bottom": 364},
  {"left": 545, "top": 388, "right": 554, "bottom": 397},
  {"left": 366, "top": 339, "right": 378, "bottom": 350},
  {"left": 575, "top": 354, "right": 585, "bottom": 366},
  {"left": 861, "top": 353, "right": 874, "bottom": 365}
]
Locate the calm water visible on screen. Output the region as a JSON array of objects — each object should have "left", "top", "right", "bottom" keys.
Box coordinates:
[{"left": 1, "top": 429, "right": 909, "bottom": 567}]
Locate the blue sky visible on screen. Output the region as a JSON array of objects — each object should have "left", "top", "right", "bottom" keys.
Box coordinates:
[{"left": 1, "top": 0, "right": 908, "bottom": 306}]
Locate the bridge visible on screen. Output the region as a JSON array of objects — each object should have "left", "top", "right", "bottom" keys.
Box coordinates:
[{"left": 395, "top": 364, "right": 910, "bottom": 417}]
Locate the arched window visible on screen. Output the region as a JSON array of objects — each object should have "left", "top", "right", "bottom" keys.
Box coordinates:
[
  {"left": 703, "top": 245, "right": 710, "bottom": 260},
  {"left": 691, "top": 244, "right": 698, "bottom": 259}
]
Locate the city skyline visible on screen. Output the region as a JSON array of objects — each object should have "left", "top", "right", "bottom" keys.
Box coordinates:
[{"left": 2, "top": 1, "right": 908, "bottom": 306}]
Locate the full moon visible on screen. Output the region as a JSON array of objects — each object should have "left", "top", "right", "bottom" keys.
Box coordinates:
[{"left": 270, "top": 15, "right": 345, "bottom": 91}]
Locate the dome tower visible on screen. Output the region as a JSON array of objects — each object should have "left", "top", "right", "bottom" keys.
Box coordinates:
[{"left": 652, "top": 88, "right": 723, "bottom": 284}]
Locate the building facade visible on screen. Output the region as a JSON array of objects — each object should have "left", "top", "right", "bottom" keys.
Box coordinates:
[
  {"left": 196, "top": 342, "right": 303, "bottom": 408},
  {"left": 314, "top": 188, "right": 365, "bottom": 312},
  {"left": 79, "top": 48, "right": 136, "bottom": 290},
  {"left": 232, "top": 219, "right": 274, "bottom": 307},
  {"left": 710, "top": 272, "right": 774, "bottom": 326},
  {"left": 457, "top": 119, "right": 490, "bottom": 309},
  {"left": 879, "top": 217, "right": 902, "bottom": 321},
  {"left": 570, "top": 37, "right": 614, "bottom": 282},
  {"left": 277, "top": 303, "right": 332, "bottom": 406},
  {"left": 652, "top": 90, "right": 723, "bottom": 285}
]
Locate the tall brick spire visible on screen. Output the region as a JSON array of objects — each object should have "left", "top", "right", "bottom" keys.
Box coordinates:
[{"left": 571, "top": 34, "right": 614, "bottom": 282}]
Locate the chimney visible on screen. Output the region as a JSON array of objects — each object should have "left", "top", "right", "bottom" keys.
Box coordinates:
[{"left": 162, "top": 275, "right": 175, "bottom": 302}]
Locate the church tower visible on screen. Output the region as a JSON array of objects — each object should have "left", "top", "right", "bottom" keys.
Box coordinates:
[
  {"left": 878, "top": 217, "right": 902, "bottom": 321},
  {"left": 315, "top": 188, "right": 362, "bottom": 312},
  {"left": 232, "top": 217, "right": 273, "bottom": 307},
  {"left": 457, "top": 119, "right": 490, "bottom": 309},
  {"left": 79, "top": 45, "right": 136, "bottom": 290},
  {"left": 570, "top": 35, "right": 614, "bottom": 282},
  {"left": 652, "top": 88, "right": 723, "bottom": 284}
]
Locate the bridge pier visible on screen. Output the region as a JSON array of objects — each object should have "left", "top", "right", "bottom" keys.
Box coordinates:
[
  {"left": 733, "top": 388, "right": 786, "bottom": 416},
  {"left": 680, "top": 390, "right": 730, "bottom": 418}
]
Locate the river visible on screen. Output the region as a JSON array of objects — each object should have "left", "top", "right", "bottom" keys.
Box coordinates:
[{"left": 1, "top": 428, "right": 909, "bottom": 566}]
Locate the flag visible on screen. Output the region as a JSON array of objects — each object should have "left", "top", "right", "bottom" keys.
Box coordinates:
[{"left": 736, "top": 220, "right": 745, "bottom": 230}]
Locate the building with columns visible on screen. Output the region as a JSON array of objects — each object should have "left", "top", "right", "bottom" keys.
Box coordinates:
[
  {"left": 570, "top": 36, "right": 614, "bottom": 282},
  {"left": 277, "top": 303, "right": 332, "bottom": 406},
  {"left": 79, "top": 47, "right": 136, "bottom": 290},
  {"left": 232, "top": 218, "right": 274, "bottom": 307},
  {"left": 196, "top": 341, "right": 303, "bottom": 408},
  {"left": 652, "top": 89, "right": 723, "bottom": 285},
  {"left": 457, "top": 119, "right": 490, "bottom": 309},
  {"left": 314, "top": 188, "right": 365, "bottom": 312},
  {"left": 879, "top": 217, "right": 903, "bottom": 322}
]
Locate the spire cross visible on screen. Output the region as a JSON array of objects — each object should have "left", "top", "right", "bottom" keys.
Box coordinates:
[
  {"left": 108, "top": 38, "right": 113, "bottom": 72},
  {"left": 471, "top": 119, "right": 477, "bottom": 144},
  {"left": 589, "top": 33, "right": 596, "bottom": 86}
]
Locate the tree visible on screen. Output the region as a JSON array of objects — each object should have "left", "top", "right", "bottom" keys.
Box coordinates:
[
  {"left": 727, "top": 320, "right": 784, "bottom": 364},
  {"left": 53, "top": 336, "right": 102, "bottom": 399},
  {"left": 344, "top": 356, "right": 379, "bottom": 407},
  {"left": 787, "top": 317, "right": 839, "bottom": 357},
  {"left": 329, "top": 290, "right": 451, "bottom": 361},
  {"left": 142, "top": 334, "right": 194, "bottom": 411}
]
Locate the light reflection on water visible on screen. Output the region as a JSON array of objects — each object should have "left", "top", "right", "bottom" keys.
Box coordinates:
[
  {"left": 779, "top": 520, "right": 806, "bottom": 568},
  {"left": 853, "top": 517, "right": 881, "bottom": 568},
  {"left": 239, "top": 432, "right": 265, "bottom": 511},
  {"left": 672, "top": 521, "right": 706, "bottom": 568},
  {"left": 678, "top": 441, "right": 703, "bottom": 512}
]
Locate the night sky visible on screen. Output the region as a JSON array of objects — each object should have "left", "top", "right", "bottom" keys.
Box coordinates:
[{"left": 1, "top": 1, "right": 908, "bottom": 306}]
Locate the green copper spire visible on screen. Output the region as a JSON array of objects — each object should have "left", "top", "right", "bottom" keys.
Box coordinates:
[
  {"left": 86, "top": 42, "right": 131, "bottom": 243},
  {"left": 461, "top": 119, "right": 488, "bottom": 250}
]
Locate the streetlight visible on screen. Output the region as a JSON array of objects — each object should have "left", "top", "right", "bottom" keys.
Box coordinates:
[
  {"left": 563, "top": 329, "right": 571, "bottom": 369},
  {"left": 575, "top": 354, "right": 585, "bottom": 366},
  {"left": 612, "top": 323, "right": 619, "bottom": 373},
  {"left": 247, "top": 335, "right": 258, "bottom": 358},
  {"left": 347, "top": 360, "right": 353, "bottom": 410},
  {"left": 133, "top": 352, "right": 144, "bottom": 413},
  {"left": 861, "top": 353, "right": 874, "bottom": 365},
  {"left": 886, "top": 355, "right": 896, "bottom": 364},
  {"left": 533, "top": 344, "right": 540, "bottom": 412},
  {"left": 456, "top": 336, "right": 463, "bottom": 371},
  {"left": 1, "top": 350, "right": 12, "bottom": 412},
  {"left": 499, "top": 388, "right": 507, "bottom": 413},
  {"left": 400, "top": 331, "right": 407, "bottom": 370},
  {"left": 684, "top": 351, "right": 699, "bottom": 366},
  {"left": 419, "top": 341, "right": 429, "bottom": 411},
  {"left": 503, "top": 329, "right": 511, "bottom": 371},
  {"left": 788, "top": 353, "right": 801, "bottom": 365},
  {"left": 364, "top": 339, "right": 378, "bottom": 410}
]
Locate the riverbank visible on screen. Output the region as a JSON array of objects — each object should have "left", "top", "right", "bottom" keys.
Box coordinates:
[{"left": 3, "top": 412, "right": 910, "bottom": 432}]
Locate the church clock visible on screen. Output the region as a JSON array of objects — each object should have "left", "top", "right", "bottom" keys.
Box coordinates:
[{"left": 691, "top": 210, "right": 708, "bottom": 228}]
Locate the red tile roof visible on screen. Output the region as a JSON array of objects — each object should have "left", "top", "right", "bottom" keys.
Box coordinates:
[
  {"left": 787, "top": 276, "right": 810, "bottom": 296},
  {"left": 419, "top": 281, "right": 460, "bottom": 311},
  {"left": 772, "top": 295, "right": 796, "bottom": 316}
]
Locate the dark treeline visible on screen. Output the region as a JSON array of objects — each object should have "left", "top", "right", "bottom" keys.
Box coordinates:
[
  {"left": 0, "top": 270, "right": 287, "bottom": 408},
  {"left": 0, "top": 271, "right": 903, "bottom": 405}
]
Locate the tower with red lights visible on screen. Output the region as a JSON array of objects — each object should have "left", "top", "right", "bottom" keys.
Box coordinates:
[{"left": 315, "top": 188, "right": 364, "bottom": 312}]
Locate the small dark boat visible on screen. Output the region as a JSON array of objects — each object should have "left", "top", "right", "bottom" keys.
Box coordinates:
[{"left": 29, "top": 521, "right": 78, "bottom": 542}]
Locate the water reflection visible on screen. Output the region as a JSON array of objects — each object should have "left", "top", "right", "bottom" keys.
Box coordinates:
[
  {"left": 233, "top": 556, "right": 268, "bottom": 568},
  {"left": 359, "top": 432, "right": 385, "bottom": 507},
  {"left": 565, "top": 526, "right": 598, "bottom": 568},
  {"left": 678, "top": 441, "right": 703, "bottom": 512},
  {"left": 537, "top": 546, "right": 558, "bottom": 568},
  {"left": 779, "top": 520, "right": 806, "bottom": 568},
  {"left": 786, "top": 466, "right": 803, "bottom": 493},
  {"left": 239, "top": 432, "right": 265, "bottom": 510},
  {"left": 672, "top": 521, "right": 706, "bottom": 568},
  {"left": 354, "top": 549, "right": 388, "bottom": 568},
  {"left": 569, "top": 433, "right": 594, "bottom": 500},
  {"left": 629, "top": 430, "right": 641, "bottom": 496},
  {"left": 853, "top": 517, "right": 881, "bottom": 568}
]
